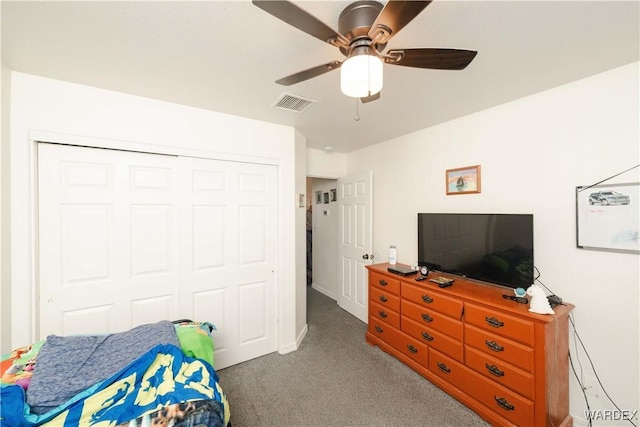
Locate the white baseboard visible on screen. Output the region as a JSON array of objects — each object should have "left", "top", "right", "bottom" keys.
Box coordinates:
[
  {"left": 278, "top": 323, "right": 308, "bottom": 355},
  {"left": 311, "top": 283, "right": 336, "bottom": 300}
]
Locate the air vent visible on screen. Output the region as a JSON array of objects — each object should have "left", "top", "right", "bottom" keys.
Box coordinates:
[{"left": 272, "top": 92, "right": 317, "bottom": 113}]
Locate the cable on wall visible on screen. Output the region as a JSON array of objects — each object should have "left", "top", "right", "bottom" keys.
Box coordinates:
[
  {"left": 577, "top": 164, "right": 639, "bottom": 193},
  {"left": 534, "top": 267, "right": 637, "bottom": 427}
]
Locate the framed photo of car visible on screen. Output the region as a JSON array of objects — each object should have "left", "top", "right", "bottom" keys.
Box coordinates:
[{"left": 576, "top": 182, "right": 639, "bottom": 253}]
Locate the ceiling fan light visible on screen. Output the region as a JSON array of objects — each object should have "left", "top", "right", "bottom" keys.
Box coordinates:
[{"left": 340, "top": 54, "right": 383, "bottom": 98}]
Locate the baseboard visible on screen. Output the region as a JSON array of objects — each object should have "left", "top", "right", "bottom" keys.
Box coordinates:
[
  {"left": 278, "top": 323, "right": 308, "bottom": 355},
  {"left": 311, "top": 284, "right": 336, "bottom": 300}
]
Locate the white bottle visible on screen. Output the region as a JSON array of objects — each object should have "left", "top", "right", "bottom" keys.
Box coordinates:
[{"left": 389, "top": 245, "right": 397, "bottom": 265}]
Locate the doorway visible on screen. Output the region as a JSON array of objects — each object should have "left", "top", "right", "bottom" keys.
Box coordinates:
[{"left": 307, "top": 177, "right": 338, "bottom": 300}]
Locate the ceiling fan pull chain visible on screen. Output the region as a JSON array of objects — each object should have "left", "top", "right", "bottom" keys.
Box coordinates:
[{"left": 354, "top": 97, "right": 361, "bottom": 122}]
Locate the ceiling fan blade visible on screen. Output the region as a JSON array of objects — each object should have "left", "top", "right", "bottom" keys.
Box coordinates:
[
  {"left": 385, "top": 48, "right": 478, "bottom": 70},
  {"left": 360, "top": 92, "right": 381, "bottom": 103},
  {"left": 368, "top": 1, "right": 432, "bottom": 45},
  {"left": 275, "top": 61, "right": 342, "bottom": 86},
  {"left": 253, "top": 1, "right": 348, "bottom": 48}
]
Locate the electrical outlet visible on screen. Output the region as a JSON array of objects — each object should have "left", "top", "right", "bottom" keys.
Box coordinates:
[{"left": 583, "top": 374, "right": 599, "bottom": 397}]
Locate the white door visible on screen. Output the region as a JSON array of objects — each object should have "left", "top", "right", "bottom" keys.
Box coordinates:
[
  {"left": 178, "top": 157, "right": 278, "bottom": 369},
  {"left": 337, "top": 171, "right": 373, "bottom": 323},
  {"left": 38, "top": 144, "right": 279, "bottom": 369},
  {"left": 38, "top": 143, "right": 180, "bottom": 337}
]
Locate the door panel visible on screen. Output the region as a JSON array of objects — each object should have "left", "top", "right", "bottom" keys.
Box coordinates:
[
  {"left": 178, "top": 157, "right": 278, "bottom": 368},
  {"left": 38, "top": 143, "right": 180, "bottom": 337},
  {"left": 337, "top": 172, "right": 372, "bottom": 323}
]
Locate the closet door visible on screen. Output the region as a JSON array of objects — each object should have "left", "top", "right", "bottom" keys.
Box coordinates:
[
  {"left": 38, "top": 143, "right": 180, "bottom": 337},
  {"left": 178, "top": 157, "right": 278, "bottom": 369}
]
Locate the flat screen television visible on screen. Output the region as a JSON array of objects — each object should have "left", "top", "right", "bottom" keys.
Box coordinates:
[{"left": 417, "top": 213, "right": 534, "bottom": 290}]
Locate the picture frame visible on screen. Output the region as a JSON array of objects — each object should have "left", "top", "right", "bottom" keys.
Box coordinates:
[
  {"left": 446, "top": 165, "right": 481, "bottom": 195},
  {"left": 576, "top": 182, "right": 639, "bottom": 254},
  {"left": 323, "top": 192, "right": 329, "bottom": 204},
  {"left": 315, "top": 191, "right": 322, "bottom": 204},
  {"left": 330, "top": 188, "right": 337, "bottom": 202}
]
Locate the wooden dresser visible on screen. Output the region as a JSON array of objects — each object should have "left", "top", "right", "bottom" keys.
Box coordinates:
[{"left": 366, "top": 263, "right": 574, "bottom": 427}]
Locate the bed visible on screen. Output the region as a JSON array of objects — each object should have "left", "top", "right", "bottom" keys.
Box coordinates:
[{"left": 0, "top": 320, "right": 230, "bottom": 427}]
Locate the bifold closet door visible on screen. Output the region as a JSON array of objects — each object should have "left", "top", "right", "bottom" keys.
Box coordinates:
[
  {"left": 178, "top": 157, "right": 278, "bottom": 369},
  {"left": 38, "top": 143, "right": 180, "bottom": 337}
]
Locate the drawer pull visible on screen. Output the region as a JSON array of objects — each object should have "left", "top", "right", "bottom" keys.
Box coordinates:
[
  {"left": 378, "top": 310, "right": 388, "bottom": 318},
  {"left": 494, "top": 396, "right": 515, "bottom": 411},
  {"left": 379, "top": 295, "right": 388, "bottom": 303},
  {"left": 421, "top": 294, "right": 434, "bottom": 303},
  {"left": 485, "top": 316, "right": 504, "bottom": 328},
  {"left": 437, "top": 362, "right": 451, "bottom": 373},
  {"left": 407, "top": 344, "right": 418, "bottom": 354},
  {"left": 486, "top": 363, "right": 505, "bottom": 377},
  {"left": 375, "top": 325, "right": 384, "bottom": 333},
  {"left": 379, "top": 279, "right": 388, "bottom": 286},
  {"left": 421, "top": 313, "right": 433, "bottom": 323},
  {"left": 485, "top": 340, "right": 504, "bottom": 352},
  {"left": 421, "top": 331, "right": 434, "bottom": 341}
]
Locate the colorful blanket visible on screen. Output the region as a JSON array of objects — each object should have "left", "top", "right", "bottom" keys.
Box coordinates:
[{"left": 1, "top": 344, "right": 229, "bottom": 426}]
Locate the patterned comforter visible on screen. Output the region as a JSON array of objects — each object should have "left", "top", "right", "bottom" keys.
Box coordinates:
[{"left": 1, "top": 325, "right": 229, "bottom": 427}]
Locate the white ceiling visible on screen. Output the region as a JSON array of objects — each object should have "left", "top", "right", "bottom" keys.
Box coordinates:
[{"left": 2, "top": 1, "right": 638, "bottom": 153}]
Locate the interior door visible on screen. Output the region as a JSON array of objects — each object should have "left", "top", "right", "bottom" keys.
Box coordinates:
[
  {"left": 38, "top": 143, "right": 180, "bottom": 337},
  {"left": 337, "top": 171, "right": 373, "bottom": 323},
  {"left": 178, "top": 157, "right": 278, "bottom": 369}
]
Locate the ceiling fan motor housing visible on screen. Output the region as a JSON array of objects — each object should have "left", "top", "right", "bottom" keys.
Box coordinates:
[
  {"left": 338, "top": 1, "right": 386, "bottom": 56},
  {"left": 252, "top": 0, "right": 477, "bottom": 91}
]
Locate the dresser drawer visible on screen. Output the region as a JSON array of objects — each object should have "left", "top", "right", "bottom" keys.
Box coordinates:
[
  {"left": 401, "top": 299, "right": 463, "bottom": 341},
  {"left": 401, "top": 282, "right": 463, "bottom": 319},
  {"left": 370, "top": 286, "right": 400, "bottom": 312},
  {"left": 465, "top": 346, "right": 535, "bottom": 400},
  {"left": 428, "top": 348, "right": 472, "bottom": 394},
  {"left": 402, "top": 316, "right": 463, "bottom": 363},
  {"left": 464, "top": 370, "right": 534, "bottom": 427},
  {"left": 465, "top": 324, "right": 534, "bottom": 373},
  {"left": 368, "top": 319, "right": 398, "bottom": 347},
  {"left": 369, "top": 271, "right": 400, "bottom": 295},
  {"left": 465, "top": 303, "right": 534, "bottom": 346},
  {"left": 429, "top": 349, "right": 534, "bottom": 427},
  {"left": 393, "top": 329, "right": 429, "bottom": 366},
  {"left": 370, "top": 300, "right": 400, "bottom": 329}
]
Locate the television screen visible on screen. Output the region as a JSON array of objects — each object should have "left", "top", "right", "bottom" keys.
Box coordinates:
[{"left": 417, "top": 213, "right": 534, "bottom": 289}]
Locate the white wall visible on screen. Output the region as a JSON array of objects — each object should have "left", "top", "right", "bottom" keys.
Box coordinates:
[
  {"left": 1, "top": 62, "right": 11, "bottom": 353},
  {"left": 310, "top": 178, "right": 339, "bottom": 299},
  {"left": 346, "top": 62, "right": 639, "bottom": 425},
  {"left": 7, "top": 72, "right": 304, "bottom": 356},
  {"left": 294, "top": 130, "right": 308, "bottom": 347},
  {"left": 306, "top": 148, "right": 346, "bottom": 178}
]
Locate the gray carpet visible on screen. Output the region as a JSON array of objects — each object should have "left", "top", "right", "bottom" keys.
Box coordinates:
[{"left": 217, "top": 287, "right": 490, "bottom": 427}]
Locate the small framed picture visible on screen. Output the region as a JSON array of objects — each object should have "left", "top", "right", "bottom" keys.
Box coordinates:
[
  {"left": 323, "top": 192, "right": 329, "bottom": 204},
  {"left": 330, "top": 188, "right": 337, "bottom": 202},
  {"left": 316, "top": 191, "right": 322, "bottom": 204},
  {"left": 446, "top": 165, "right": 481, "bottom": 195}
]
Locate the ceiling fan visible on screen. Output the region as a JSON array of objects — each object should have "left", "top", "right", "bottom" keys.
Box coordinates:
[{"left": 252, "top": 0, "right": 477, "bottom": 103}]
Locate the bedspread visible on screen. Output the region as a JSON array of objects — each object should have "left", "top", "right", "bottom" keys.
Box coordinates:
[
  {"left": 1, "top": 344, "right": 230, "bottom": 426},
  {"left": 27, "top": 320, "right": 181, "bottom": 414}
]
